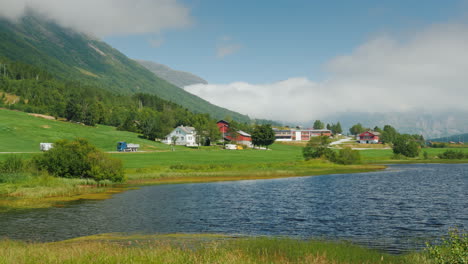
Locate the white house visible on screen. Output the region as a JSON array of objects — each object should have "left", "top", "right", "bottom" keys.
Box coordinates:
[{"left": 163, "top": 126, "right": 197, "bottom": 147}]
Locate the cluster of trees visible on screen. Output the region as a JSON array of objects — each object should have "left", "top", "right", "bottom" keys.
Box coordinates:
[
  {"left": 303, "top": 136, "right": 361, "bottom": 165},
  {"left": 312, "top": 120, "right": 343, "bottom": 134},
  {"left": 33, "top": 138, "right": 125, "bottom": 182},
  {"left": 0, "top": 59, "right": 224, "bottom": 143},
  {"left": 251, "top": 124, "right": 276, "bottom": 149}
]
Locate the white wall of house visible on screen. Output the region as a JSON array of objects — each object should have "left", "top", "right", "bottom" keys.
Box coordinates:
[
  {"left": 295, "top": 131, "right": 302, "bottom": 141},
  {"left": 359, "top": 139, "right": 379, "bottom": 144},
  {"left": 163, "top": 126, "right": 197, "bottom": 146}
]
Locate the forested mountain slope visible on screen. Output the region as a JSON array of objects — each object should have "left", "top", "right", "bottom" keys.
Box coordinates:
[{"left": 0, "top": 14, "right": 249, "bottom": 122}]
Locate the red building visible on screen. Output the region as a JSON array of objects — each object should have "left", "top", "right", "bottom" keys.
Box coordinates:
[
  {"left": 216, "top": 120, "right": 230, "bottom": 134},
  {"left": 358, "top": 131, "right": 380, "bottom": 144},
  {"left": 216, "top": 120, "right": 252, "bottom": 146}
]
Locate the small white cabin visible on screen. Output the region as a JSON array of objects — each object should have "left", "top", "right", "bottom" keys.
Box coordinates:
[
  {"left": 40, "top": 143, "right": 54, "bottom": 151},
  {"left": 163, "top": 126, "right": 197, "bottom": 147}
]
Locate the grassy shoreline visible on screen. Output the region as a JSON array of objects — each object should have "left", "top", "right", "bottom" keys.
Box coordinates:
[{"left": 0, "top": 233, "right": 429, "bottom": 264}]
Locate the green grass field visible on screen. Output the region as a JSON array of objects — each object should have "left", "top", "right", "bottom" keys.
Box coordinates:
[
  {"left": 0, "top": 108, "right": 174, "bottom": 152},
  {"left": 113, "top": 143, "right": 303, "bottom": 169}
]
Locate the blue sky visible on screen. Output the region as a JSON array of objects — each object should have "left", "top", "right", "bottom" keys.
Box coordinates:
[{"left": 104, "top": 0, "right": 466, "bottom": 84}]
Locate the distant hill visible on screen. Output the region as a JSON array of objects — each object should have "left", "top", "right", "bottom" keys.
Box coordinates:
[
  {"left": 429, "top": 133, "right": 468, "bottom": 143},
  {"left": 0, "top": 14, "right": 249, "bottom": 122},
  {"left": 320, "top": 110, "right": 468, "bottom": 139},
  {"left": 136, "top": 60, "right": 207, "bottom": 88}
]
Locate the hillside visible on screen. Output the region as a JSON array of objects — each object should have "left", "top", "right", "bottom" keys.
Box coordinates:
[
  {"left": 0, "top": 108, "right": 173, "bottom": 152},
  {"left": 429, "top": 133, "right": 468, "bottom": 143},
  {"left": 136, "top": 60, "right": 207, "bottom": 88},
  {"left": 0, "top": 14, "right": 249, "bottom": 122}
]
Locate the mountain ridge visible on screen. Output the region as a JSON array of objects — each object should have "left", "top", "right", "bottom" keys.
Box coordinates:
[{"left": 136, "top": 59, "right": 207, "bottom": 88}]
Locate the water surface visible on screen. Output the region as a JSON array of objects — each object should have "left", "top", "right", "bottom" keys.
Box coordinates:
[{"left": 1, "top": 163, "right": 466, "bottom": 253}]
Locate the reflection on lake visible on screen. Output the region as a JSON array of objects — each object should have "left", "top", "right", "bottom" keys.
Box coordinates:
[{"left": 1, "top": 163, "right": 466, "bottom": 253}]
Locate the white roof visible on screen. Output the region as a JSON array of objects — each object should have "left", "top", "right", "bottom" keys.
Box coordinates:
[{"left": 237, "top": 130, "right": 251, "bottom": 137}]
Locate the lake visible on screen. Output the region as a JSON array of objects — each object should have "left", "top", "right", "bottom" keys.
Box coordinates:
[{"left": 0, "top": 163, "right": 466, "bottom": 253}]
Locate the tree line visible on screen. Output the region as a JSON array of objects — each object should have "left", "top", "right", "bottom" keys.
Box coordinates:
[{"left": 0, "top": 58, "right": 222, "bottom": 143}]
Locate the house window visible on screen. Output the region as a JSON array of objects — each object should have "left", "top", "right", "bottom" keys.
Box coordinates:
[{"left": 181, "top": 137, "right": 184, "bottom": 140}]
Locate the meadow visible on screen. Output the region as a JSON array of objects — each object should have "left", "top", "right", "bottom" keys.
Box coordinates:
[
  {"left": 0, "top": 108, "right": 174, "bottom": 152},
  {"left": 0, "top": 233, "right": 430, "bottom": 264}
]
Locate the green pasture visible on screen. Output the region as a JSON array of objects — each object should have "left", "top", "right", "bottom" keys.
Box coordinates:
[
  {"left": 0, "top": 108, "right": 173, "bottom": 152},
  {"left": 113, "top": 143, "right": 303, "bottom": 169}
]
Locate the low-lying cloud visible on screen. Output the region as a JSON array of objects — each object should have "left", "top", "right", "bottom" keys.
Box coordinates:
[
  {"left": 185, "top": 23, "right": 468, "bottom": 122},
  {"left": 0, "top": 0, "right": 191, "bottom": 37}
]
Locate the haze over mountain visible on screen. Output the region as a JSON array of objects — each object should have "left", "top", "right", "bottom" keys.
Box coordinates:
[
  {"left": 0, "top": 14, "right": 249, "bottom": 122},
  {"left": 136, "top": 60, "right": 207, "bottom": 88},
  {"left": 429, "top": 133, "right": 468, "bottom": 143},
  {"left": 319, "top": 111, "right": 468, "bottom": 139}
]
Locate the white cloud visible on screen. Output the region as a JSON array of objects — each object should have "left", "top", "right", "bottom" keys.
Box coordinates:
[
  {"left": 216, "top": 36, "right": 241, "bottom": 58},
  {"left": 186, "top": 23, "right": 468, "bottom": 122},
  {"left": 0, "top": 0, "right": 191, "bottom": 37}
]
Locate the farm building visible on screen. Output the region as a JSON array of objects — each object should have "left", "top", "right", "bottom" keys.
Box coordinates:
[
  {"left": 163, "top": 125, "right": 197, "bottom": 147},
  {"left": 357, "top": 131, "right": 380, "bottom": 144},
  {"left": 216, "top": 120, "right": 252, "bottom": 147},
  {"left": 216, "top": 120, "right": 230, "bottom": 134},
  {"left": 274, "top": 129, "right": 332, "bottom": 141}
]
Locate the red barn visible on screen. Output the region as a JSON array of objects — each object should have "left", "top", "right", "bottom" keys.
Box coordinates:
[
  {"left": 358, "top": 131, "right": 380, "bottom": 144},
  {"left": 216, "top": 120, "right": 252, "bottom": 147},
  {"left": 216, "top": 120, "right": 230, "bottom": 134}
]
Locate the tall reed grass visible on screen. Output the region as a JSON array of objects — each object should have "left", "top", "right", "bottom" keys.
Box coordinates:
[{"left": 0, "top": 235, "right": 430, "bottom": 264}]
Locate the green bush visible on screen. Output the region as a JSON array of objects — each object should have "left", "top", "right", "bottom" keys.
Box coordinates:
[
  {"left": 335, "top": 148, "right": 361, "bottom": 165},
  {"left": 431, "top": 142, "right": 448, "bottom": 148},
  {"left": 303, "top": 146, "right": 336, "bottom": 161},
  {"left": 426, "top": 229, "right": 467, "bottom": 264},
  {"left": 33, "top": 138, "right": 125, "bottom": 182},
  {"left": 438, "top": 150, "right": 467, "bottom": 159},
  {"left": 393, "top": 134, "right": 421, "bottom": 157},
  {"left": 303, "top": 136, "right": 334, "bottom": 161},
  {"left": 0, "top": 155, "right": 25, "bottom": 173}
]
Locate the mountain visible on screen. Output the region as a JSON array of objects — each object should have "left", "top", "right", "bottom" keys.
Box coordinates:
[
  {"left": 136, "top": 60, "right": 207, "bottom": 88},
  {"left": 429, "top": 133, "right": 468, "bottom": 143},
  {"left": 0, "top": 14, "right": 249, "bottom": 122},
  {"left": 320, "top": 110, "right": 468, "bottom": 139}
]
